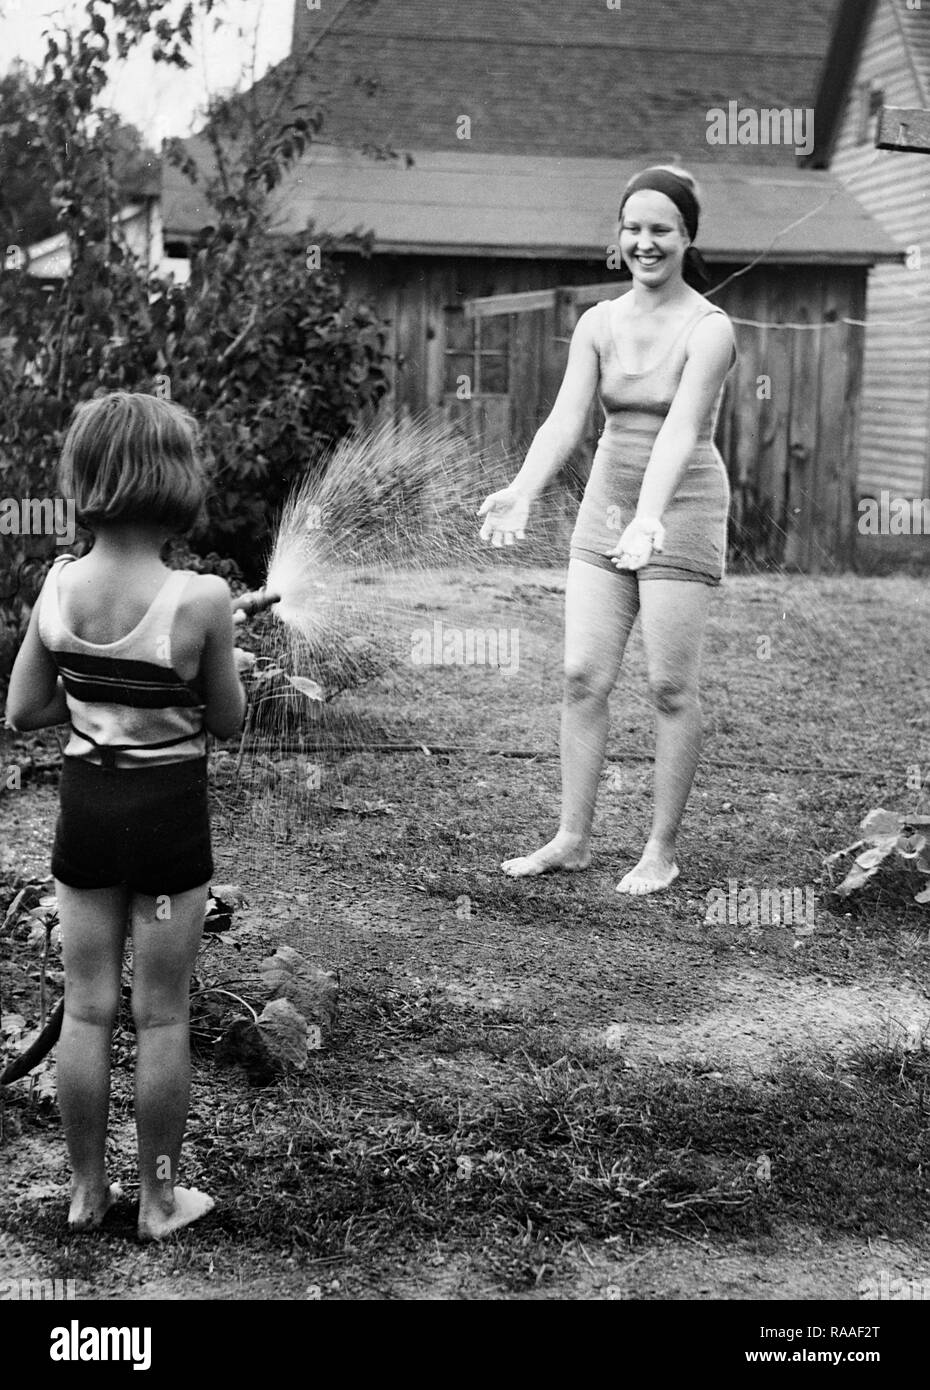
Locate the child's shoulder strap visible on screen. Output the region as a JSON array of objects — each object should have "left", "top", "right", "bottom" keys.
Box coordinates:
[
  {"left": 40, "top": 552, "right": 76, "bottom": 593},
  {"left": 139, "top": 570, "right": 199, "bottom": 656},
  {"left": 36, "top": 554, "right": 75, "bottom": 646}
]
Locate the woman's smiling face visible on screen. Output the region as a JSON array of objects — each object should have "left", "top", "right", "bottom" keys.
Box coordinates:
[{"left": 618, "top": 190, "right": 690, "bottom": 286}]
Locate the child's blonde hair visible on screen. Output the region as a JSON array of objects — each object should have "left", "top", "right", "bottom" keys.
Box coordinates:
[{"left": 57, "top": 391, "right": 208, "bottom": 533}]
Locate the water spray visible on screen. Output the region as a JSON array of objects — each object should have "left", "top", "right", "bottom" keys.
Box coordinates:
[{"left": 219, "top": 412, "right": 533, "bottom": 876}]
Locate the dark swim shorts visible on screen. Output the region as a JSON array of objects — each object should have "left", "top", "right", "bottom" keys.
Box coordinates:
[{"left": 52, "top": 756, "right": 213, "bottom": 896}]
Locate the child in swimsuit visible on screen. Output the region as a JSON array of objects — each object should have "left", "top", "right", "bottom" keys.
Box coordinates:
[{"left": 6, "top": 391, "right": 251, "bottom": 1239}]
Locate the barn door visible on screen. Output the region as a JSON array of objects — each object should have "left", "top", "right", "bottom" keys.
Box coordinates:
[
  {"left": 445, "top": 286, "right": 604, "bottom": 491},
  {"left": 441, "top": 293, "right": 513, "bottom": 456}
]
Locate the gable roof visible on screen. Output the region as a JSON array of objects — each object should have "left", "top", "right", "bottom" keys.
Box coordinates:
[
  {"left": 290, "top": 0, "right": 841, "bottom": 165},
  {"left": 805, "top": 0, "right": 930, "bottom": 167},
  {"left": 161, "top": 141, "right": 903, "bottom": 264}
]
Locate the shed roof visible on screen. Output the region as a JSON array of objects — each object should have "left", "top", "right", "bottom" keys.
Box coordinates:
[{"left": 161, "top": 143, "right": 904, "bottom": 265}]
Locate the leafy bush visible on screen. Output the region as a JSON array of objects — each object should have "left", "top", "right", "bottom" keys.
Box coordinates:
[
  {"left": 0, "top": 0, "right": 391, "bottom": 688},
  {"left": 149, "top": 224, "right": 388, "bottom": 573}
]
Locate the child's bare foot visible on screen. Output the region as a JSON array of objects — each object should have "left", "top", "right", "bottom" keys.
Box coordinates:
[
  {"left": 615, "top": 847, "right": 679, "bottom": 896},
  {"left": 137, "top": 1186, "right": 215, "bottom": 1242},
  {"left": 501, "top": 832, "right": 591, "bottom": 877},
  {"left": 68, "top": 1181, "right": 122, "bottom": 1232}
]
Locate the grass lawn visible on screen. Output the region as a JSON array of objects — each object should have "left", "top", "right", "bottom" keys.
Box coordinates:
[{"left": 1, "top": 565, "right": 929, "bottom": 1300}]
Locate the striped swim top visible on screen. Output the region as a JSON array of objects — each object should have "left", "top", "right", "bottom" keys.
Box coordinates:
[{"left": 38, "top": 555, "right": 207, "bottom": 769}]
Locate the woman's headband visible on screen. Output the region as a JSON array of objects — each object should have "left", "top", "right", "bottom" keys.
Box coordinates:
[{"left": 618, "top": 169, "right": 699, "bottom": 242}]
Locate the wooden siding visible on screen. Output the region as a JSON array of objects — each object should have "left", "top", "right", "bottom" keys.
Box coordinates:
[
  {"left": 711, "top": 264, "right": 865, "bottom": 571},
  {"left": 827, "top": 0, "right": 930, "bottom": 499},
  {"left": 340, "top": 254, "right": 869, "bottom": 572},
  {"left": 344, "top": 254, "right": 609, "bottom": 451}
]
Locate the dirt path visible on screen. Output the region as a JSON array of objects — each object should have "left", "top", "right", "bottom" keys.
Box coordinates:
[{"left": 2, "top": 568, "right": 929, "bottom": 1300}]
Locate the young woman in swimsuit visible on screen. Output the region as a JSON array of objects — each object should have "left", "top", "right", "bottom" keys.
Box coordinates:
[{"left": 477, "top": 166, "right": 736, "bottom": 895}]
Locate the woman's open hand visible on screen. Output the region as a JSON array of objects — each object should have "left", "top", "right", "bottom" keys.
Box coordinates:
[
  {"left": 477, "top": 487, "right": 530, "bottom": 547},
  {"left": 608, "top": 516, "right": 666, "bottom": 571}
]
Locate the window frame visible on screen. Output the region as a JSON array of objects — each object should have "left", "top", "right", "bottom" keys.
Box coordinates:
[{"left": 442, "top": 306, "right": 511, "bottom": 397}]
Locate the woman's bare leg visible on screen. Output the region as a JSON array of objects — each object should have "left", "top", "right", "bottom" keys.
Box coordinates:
[
  {"left": 502, "top": 559, "right": 638, "bottom": 876},
  {"left": 131, "top": 884, "right": 213, "bottom": 1240},
  {"left": 616, "top": 579, "right": 713, "bottom": 894},
  {"left": 55, "top": 881, "right": 127, "bottom": 1229}
]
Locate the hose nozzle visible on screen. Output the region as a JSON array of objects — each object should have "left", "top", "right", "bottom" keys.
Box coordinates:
[{"left": 233, "top": 588, "right": 282, "bottom": 622}]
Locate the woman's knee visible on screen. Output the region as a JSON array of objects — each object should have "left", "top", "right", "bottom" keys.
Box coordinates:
[
  {"left": 648, "top": 674, "right": 699, "bottom": 716},
  {"left": 563, "top": 657, "right": 614, "bottom": 704}
]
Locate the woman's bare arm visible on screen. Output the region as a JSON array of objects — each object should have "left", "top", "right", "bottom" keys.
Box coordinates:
[
  {"left": 478, "top": 305, "right": 602, "bottom": 545},
  {"left": 509, "top": 305, "right": 602, "bottom": 500}
]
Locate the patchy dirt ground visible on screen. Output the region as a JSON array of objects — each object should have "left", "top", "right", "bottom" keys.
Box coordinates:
[{"left": 2, "top": 567, "right": 929, "bottom": 1301}]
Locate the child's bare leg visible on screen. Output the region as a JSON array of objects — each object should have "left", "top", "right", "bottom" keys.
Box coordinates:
[
  {"left": 55, "top": 881, "right": 127, "bottom": 1229},
  {"left": 131, "top": 883, "right": 213, "bottom": 1240}
]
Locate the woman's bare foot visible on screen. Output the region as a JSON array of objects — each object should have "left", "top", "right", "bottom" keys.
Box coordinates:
[
  {"left": 68, "top": 1181, "right": 122, "bottom": 1232},
  {"left": 501, "top": 832, "right": 591, "bottom": 878},
  {"left": 137, "top": 1186, "right": 215, "bottom": 1242},
  {"left": 616, "top": 846, "right": 680, "bottom": 896}
]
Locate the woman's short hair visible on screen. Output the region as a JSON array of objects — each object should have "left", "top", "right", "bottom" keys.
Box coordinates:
[{"left": 57, "top": 391, "right": 209, "bottom": 534}]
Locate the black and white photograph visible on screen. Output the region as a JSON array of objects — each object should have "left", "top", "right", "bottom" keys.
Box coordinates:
[{"left": 0, "top": 0, "right": 927, "bottom": 1342}]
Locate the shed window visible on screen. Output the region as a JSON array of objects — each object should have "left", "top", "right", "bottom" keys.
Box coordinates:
[{"left": 443, "top": 307, "right": 510, "bottom": 395}]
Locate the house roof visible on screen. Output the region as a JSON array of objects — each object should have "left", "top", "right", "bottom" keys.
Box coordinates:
[
  {"left": 806, "top": 0, "right": 930, "bottom": 166},
  {"left": 161, "top": 142, "right": 904, "bottom": 265},
  {"left": 288, "top": 0, "right": 842, "bottom": 164},
  {"left": 805, "top": 0, "right": 876, "bottom": 167}
]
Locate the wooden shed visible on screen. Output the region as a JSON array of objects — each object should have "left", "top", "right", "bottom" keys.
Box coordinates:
[
  {"left": 164, "top": 143, "right": 901, "bottom": 572},
  {"left": 156, "top": 0, "right": 908, "bottom": 571}
]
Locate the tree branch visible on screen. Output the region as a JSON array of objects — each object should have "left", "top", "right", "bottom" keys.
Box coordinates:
[{"left": 218, "top": 304, "right": 259, "bottom": 363}]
